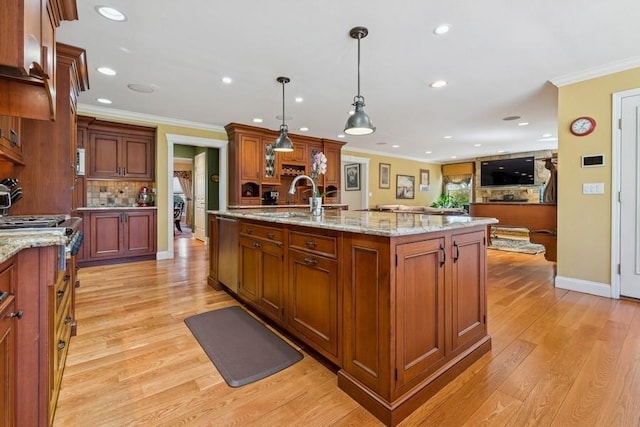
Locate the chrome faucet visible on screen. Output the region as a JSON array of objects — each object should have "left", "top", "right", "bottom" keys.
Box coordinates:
[{"left": 288, "top": 174, "right": 322, "bottom": 216}]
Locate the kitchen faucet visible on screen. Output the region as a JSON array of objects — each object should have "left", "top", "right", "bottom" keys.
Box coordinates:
[{"left": 288, "top": 174, "right": 322, "bottom": 216}]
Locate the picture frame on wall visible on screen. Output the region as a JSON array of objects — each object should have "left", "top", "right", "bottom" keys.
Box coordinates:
[
  {"left": 419, "top": 169, "right": 430, "bottom": 191},
  {"left": 345, "top": 163, "right": 361, "bottom": 191},
  {"left": 396, "top": 174, "right": 415, "bottom": 199},
  {"left": 379, "top": 163, "right": 391, "bottom": 189}
]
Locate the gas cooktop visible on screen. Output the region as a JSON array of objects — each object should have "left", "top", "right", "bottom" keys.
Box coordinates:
[{"left": 0, "top": 215, "right": 69, "bottom": 229}]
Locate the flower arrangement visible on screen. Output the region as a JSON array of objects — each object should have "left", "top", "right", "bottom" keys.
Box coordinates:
[{"left": 309, "top": 151, "right": 335, "bottom": 198}]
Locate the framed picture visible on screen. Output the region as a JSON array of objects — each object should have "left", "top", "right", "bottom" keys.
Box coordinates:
[
  {"left": 420, "top": 169, "right": 430, "bottom": 185},
  {"left": 345, "top": 163, "right": 361, "bottom": 191},
  {"left": 379, "top": 163, "right": 391, "bottom": 189},
  {"left": 396, "top": 174, "right": 415, "bottom": 199}
]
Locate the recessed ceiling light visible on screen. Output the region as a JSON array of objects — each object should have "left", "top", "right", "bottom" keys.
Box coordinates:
[
  {"left": 430, "top": 80, "right": 447, "bottom": 88},
  {"left": 502, "top": 115, "right": 521, "bottom": 121},
  {"left": 252, "top": 118, "right": 263, "bottom": 123},
  {"left": 433, "top": 24, "right": 451, "bottom": 35},
  {"left": 95, "top": 6, "right": 126, "bottom": 21},
  {"left": 376, "top": 142, "right": 387, "bottom": 145},
  {"left": 541, "top": 133, "right": 552, "bottom": 138},
  {"left": 127, "top": 84, "right": 154, "bottom": 93},
  {"left": 450, "top": 156, "right": 457, "bottom": 159},
  {"left": 425, "top": 151, "right": 433, "bottom": 154},
  {"left": 221, "top": 77, "right": 232, "bottom": 84},
  {"left": 337, "top": 134, "right": 346, "bottom": 139},
  {"left": 97, "top": 66, "right": 116, "bottom": 76},
  {"left": 497, "top": 150, "right": 506, "bottom": 153},
  {"left": 96, "top": 98, "right": 112, "bottom": 104},
  {"left": 295, "top": 97, "right": 303, "bottom": 103},
  {"left": 474, "top": 144, "right": 482, "bottom": 147},
  {"left": 518, "top": 122, "right": 529, "bottom": 126},
  {"left": 443, "top": 135, "right": 453, "bottom": 139},
  {"left": 392, "top": 144, "right": 400, "bottom": 148},
  {"left": 299, "top": 127, "right": 309, "bottom": 132}
]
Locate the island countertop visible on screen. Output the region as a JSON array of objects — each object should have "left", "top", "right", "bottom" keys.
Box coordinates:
[
  {"left": 209, "top": 208, "right": 498, "bottom": 237},
  {"left": 0, "top": 229, "right": 68, "bottom": 263}
]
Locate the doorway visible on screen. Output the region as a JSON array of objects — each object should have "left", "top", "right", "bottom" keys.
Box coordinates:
[
  {"left": 613, "top": 88, "right": 640, "bottom": 298},
  {"left": 193, "top": 152, "right": 206, "bottom": 242},
  {"left": 341, "top": 154, "right": 369, "bottom": 210}
]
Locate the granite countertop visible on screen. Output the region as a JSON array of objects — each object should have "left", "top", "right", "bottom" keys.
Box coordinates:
[
  {"left": 78, "top": 205, "right": 158, "bottom": 211},
  {"left": 209, "top": 209, "right": 498, "bottom": 237},
  {"left": 0, "top": 229, "right": 68, "bottom": 264},
  {"left": 228, "top": 204, "right": 347, "bottom": 209}
]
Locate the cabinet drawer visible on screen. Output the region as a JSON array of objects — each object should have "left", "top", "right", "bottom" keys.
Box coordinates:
[
  {"left": 55, "top": 271, "right": 71, "bottom": 321},
  {"left": 240, "top": 222, "right": 283, "bottom": 243},
  {"left": 289, "top": 231, "right": 337, "bottom": 258},
  {"left": 0, "top": 258, "right": 15, "bottom": 298}
]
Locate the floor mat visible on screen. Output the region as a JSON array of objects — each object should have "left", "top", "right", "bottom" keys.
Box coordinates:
[
  {"left": 488, "top": 237, "right": 545, "bottom": 255},
  {"left": 184, "top": 306, "right": 303, "bottom": 387}
]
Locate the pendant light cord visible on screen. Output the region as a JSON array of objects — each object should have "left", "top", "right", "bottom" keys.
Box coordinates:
[
  {"left": 357, "top": 33, "right": 361, "bottom": 99},
  {"left": 281, "top": 80, "right": 286, "bottom": 128}
]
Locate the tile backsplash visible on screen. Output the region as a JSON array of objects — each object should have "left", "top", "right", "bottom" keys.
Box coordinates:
[{"left": 86, "top": 180, "right": 155, "bottom": 206}]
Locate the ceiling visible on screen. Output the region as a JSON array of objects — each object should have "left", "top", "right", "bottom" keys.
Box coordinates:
[{"left": 57, "top": 0, "right": 640, "bottom": 163}]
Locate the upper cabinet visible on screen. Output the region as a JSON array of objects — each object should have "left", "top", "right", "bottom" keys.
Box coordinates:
[
  {"left": 0, "top": 0, "right": 78, "bottom": 120},
  {"left": 86, "top": 120, "right": 156, "bottom": 181}
]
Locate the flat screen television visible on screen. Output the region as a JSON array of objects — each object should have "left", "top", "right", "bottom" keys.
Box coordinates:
[{"left": 480, "top": 156, "right": 535, "bottom": 186}]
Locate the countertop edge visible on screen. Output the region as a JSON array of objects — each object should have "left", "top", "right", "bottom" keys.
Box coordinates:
[
  {"left": 0, "top": 230, "right": 68, "bottom": 264},
  {"left": 78, "top": 206, "right": 158, "bottom": 211}
]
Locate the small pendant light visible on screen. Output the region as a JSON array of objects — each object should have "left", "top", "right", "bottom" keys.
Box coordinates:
[
  {"left": 344, "top": 26, "right": 375, "bottom": 135},
  {"left": 274, "top": 76, "right": 294, "bottom": 152}
]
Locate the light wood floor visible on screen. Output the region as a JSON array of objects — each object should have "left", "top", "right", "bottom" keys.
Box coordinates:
[{"left": 53, "top": 239, "right": 640, "bottom": 426}]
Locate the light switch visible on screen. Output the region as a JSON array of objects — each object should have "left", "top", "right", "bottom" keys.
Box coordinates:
[{"left": 583, "top": 183, "right": 605, "bottom": 194}]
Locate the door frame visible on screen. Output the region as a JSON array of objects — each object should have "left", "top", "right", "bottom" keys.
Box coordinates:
[
  {"left": 164, "top": 133, "right": 228, "bottom": 260},
  {"left": 610, "top": 87, "right": 640, "bottom": 298},
  {"left": 341, "top": 154, "right": 370, "bottom": 209}
]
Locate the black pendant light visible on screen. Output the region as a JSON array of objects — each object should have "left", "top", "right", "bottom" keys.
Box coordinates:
[
  {"left": 344, "top": 26, "right": 375, "bottom": 135},
  {"left": 274, "top": 76, "right": 294, "bottom": 152}
]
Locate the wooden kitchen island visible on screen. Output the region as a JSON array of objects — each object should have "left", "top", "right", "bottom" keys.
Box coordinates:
[{"left": 208, "top": 209, "right": 497, "bottom": 426}]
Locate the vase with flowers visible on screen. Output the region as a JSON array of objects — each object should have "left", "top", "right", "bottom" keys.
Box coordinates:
[{"left": 309, "top": 151, "right": 328, "bottom": 212}]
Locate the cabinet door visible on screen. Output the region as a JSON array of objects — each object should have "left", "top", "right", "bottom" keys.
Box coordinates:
[
  {"left": 238, "top": 236, "right": 261, "bottom": 303},
  {"left": 395, "top": 237, "right": 446, "bottom": 394},
  {"left": 0, "top": 0, "right": 41, "bottom": 72},
  {"left": 280, "top": 144, "right": 307, "bottom": 164},
  {"left": 239, "top": 134, "right": 261, "bottom": 181},
  {"left": 258, "top": 242, "right": 284, "bottom": 322},
  {"left": 288, "top": 249, "right": 339, "bottom": 362},
  {"left": 0, "top": 299, "right": 16, "bottom": 427},
  {"left": 262, "top": 141, "right": 280, "bottom": 183},
  {"left": 89, "top": 212, "right": 124, "bottom": 259},
  {"left": 323, "top": 142, "right": 341, "bottom": 186},
  {"left": 122, "top": 135, "right": 154, "bottom": 180},
  {"left": 88, "top": 132, "right": 121, "bottom": 178},
  {"left": 123, "top": 211, "right": 156, "bottom": 256},
  {"left": 450, "top": 229, "right": 487, "bottom": 354}
]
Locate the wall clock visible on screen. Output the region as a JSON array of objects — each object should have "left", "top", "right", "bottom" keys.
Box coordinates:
[{"left": 570, "top": 116, "right": 596, "bottom": 136}]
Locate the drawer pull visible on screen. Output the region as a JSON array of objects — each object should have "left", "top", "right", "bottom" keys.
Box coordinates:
[
  {"left": 9, "top": 310, "right": 23, "bottom": 319},
  {"left": 58, "top": 340, "right": 66, "bottom": 351},
  {"left": 245, "top": 227, "right": 254, "bottom": 234},
  {"left": 253, "top": 241, "right": 262, "bottom": 248},
  {"left": 57, "top": 289, "right": 65, "bottom": 298},
  {"left": 64, "top": 315, "right": 73, "bottom": 325},
  {"left": 439, "top": 244, "right": 446, "bottom": 267},
  {"left": 303, "top": 257, "right": 317, "bottom": 266},
  {"left": 64, "top": 274, "right": 71, "bottom": 283},
  {"left": 267, "top": 232, "right": 275, "bottom": 239},
  {"left": 453, "top": 242, "right": 460, "bottom": 262},
  {"left": 0, "top": 291, "right": 8, "bottom": 302},
  {"left": 304, "top": 239, "right": 317, "bottom": 248}
]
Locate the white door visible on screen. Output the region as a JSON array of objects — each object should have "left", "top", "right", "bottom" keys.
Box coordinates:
[
  {"left": 194, "top": 152, "right": 206, "bottom": 242},
  {"left": 620, "top": 93, "right": 640, "bottom": 298}
]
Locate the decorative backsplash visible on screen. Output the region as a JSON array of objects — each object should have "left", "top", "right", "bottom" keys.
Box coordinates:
[{"left": 86, "top": 180, "right": 155, "bottom": 206}]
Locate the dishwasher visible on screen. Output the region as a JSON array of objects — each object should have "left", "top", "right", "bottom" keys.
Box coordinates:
[{"left": 217, "top": 217, "right": 239, "bottom": 292}]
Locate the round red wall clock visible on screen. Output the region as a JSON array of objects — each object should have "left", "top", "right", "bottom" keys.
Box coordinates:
[{"left": 570, "top": 116, "right": 596, "bottom": 136}]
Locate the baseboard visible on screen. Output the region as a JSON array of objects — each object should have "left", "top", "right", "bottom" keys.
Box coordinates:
[
  {"left": 554, "top": 275, "right": 613, "bottom": 298},
  {"left": 156, "top": 251, "right": 172, "bottom": 260}
]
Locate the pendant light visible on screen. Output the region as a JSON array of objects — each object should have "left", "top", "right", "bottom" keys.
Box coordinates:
[
  {"left": 274, "top": 76, "right": 294, "bottom": 152},
  {"left": 344, "top": 26, "right": 375, "bottom": 135}
]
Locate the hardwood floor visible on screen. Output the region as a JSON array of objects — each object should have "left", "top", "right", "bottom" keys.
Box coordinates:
[{"left": 53, "top": 239, "right": 640, "bottom": 426}]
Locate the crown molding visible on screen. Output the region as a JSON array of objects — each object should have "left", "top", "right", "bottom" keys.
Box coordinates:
[
  {"left": 550, "top": 56, "right": 640, "bottom": 87},
  {"left": 77, "top": 103, "right": 226, "bottom": 133},
  {"left": 342, "top": 145, "right": 444, "bottom": 164}
]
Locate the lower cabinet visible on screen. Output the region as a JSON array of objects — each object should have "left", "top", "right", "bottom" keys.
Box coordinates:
[
  {"left": 238, "top": 222, "right": 284, "bottom": 323},
  {"left": 83, "top": 209, "right": 157, "bottom": 265},
  {"left": 0, "top": 258, "right": 17, "bottom": 427}
]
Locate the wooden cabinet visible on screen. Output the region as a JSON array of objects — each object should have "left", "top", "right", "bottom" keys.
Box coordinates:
[
  {"left": 85, "top": 209, "right": 157, "bottom": 264},
  {"left": 0, "top": 258, "right": 17, "bottom": 427},
  {"left": 321, "top": 140, "right": 341, "bottom": 204},
  {"left": 13, "top": 43, "right": 88, "bottom": 216},
  {"left": 0, "top": 116, "right": 22, "bottom": 164},
  {"left": 280, "top": 143, "right": 307, "bottom": 165},
  {"left": 87, "top": 123, "right": 155, "bottom": 180},
  {"left": 238, "top": 221, "right": 284, "bottom": 322},
  {"left": 262, "top": 140, "right": 279, "bottom": 184},
  {"left": 0, "top": 0, "right": 79, "bottom": 121},
  {"left": 238, "top": 134, "right": 262, "bottom": 181}
]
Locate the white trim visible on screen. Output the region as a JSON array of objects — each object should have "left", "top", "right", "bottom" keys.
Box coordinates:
[
  {"left": 344, "top": 145, "right": 445, "bottom": 164},
  {"left": 165, "top": 133, "right": 228, "bottom": 260},
  {"left": 156, "top": 251, "right": 172, "bottom": 260},
  {"left": 610, "top": 88, "right": 640, "bottom": 298},
  {"left": 550, "top": 56, "right": 640, "bottom": 87},
  {"left": 77, "top": 103, "right": 226, "bottom": 133},
  {"left": 341, "top": 154, "right": 370, "bottom": 209},
  {"left": 554, "top": 275, "right": 613, "bottom": 299}
]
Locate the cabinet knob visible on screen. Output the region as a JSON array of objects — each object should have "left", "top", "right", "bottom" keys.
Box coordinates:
[
  {"left": 64, "top": 315, "right": 73, "bottom": 325},
  {"left": 303, "top": 257, "right": 317, "bottom": 266},
  {"left": 253, "top": 241, "right": 261, "bottom": 248},
  {"left": 57, "top": 289, "right": 65, "bottom": 298},
  {"left": 304, "top": 239, "right": 317, "bottom": 248},
  {"left": 266, "top": 232, "right": 275, "bottom": 239},
  {"left": 9, "top": 310, "right": 23, "bottom": 319},
  {"left": 0, "top": 291, "right": 8, "bottom": 302},
  {"left": 58, "top": 340, "right": 66, "bottom": 351}
]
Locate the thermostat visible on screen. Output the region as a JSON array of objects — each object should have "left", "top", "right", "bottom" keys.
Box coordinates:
[{"left": 581, "top": 154, "right": 604, "bottom": 167}]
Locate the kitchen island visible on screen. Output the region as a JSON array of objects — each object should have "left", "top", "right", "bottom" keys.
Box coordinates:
[{"left": 208, "top": 209, "right": 497, "bottom": 426}]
